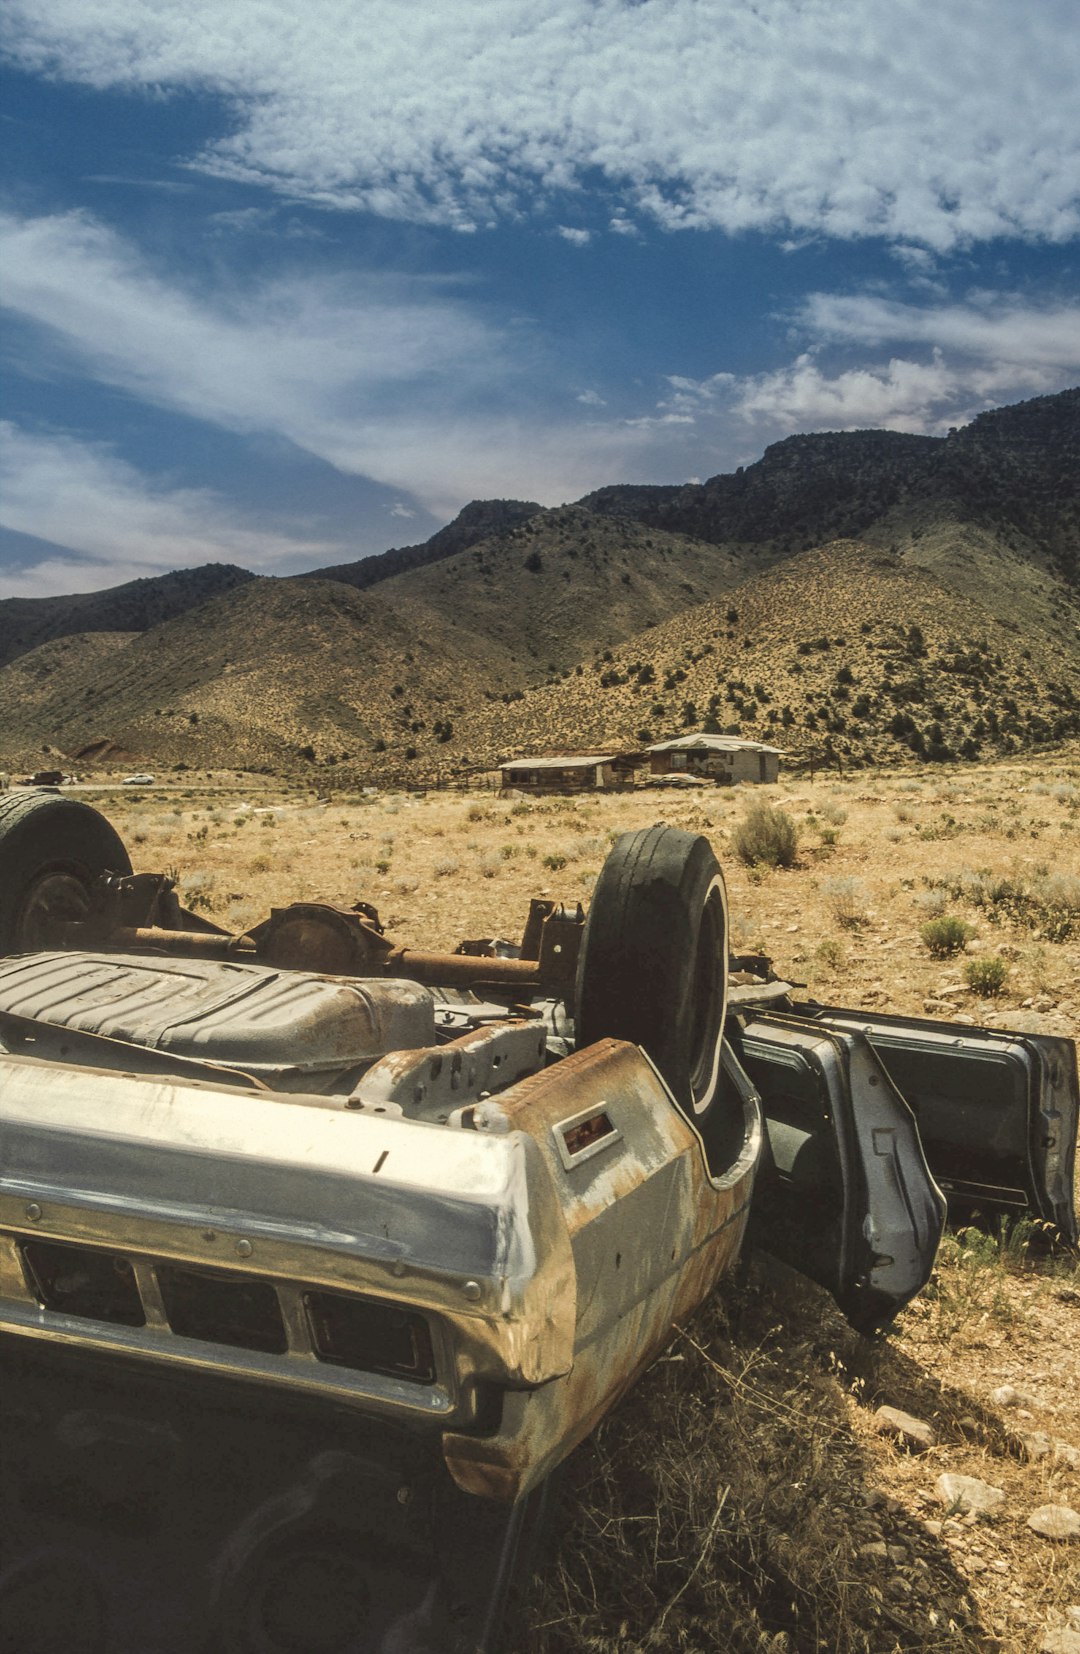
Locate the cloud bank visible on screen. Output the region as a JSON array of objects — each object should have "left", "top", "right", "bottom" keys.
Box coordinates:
[
  {"left": 0, "top": 422, "right": 344, "bottom": 595},
  {"left": 665, "top": 294, "right": 1080, "bottom": 435},
  {"left": 5, "top": 0, "right": 1078, "bottom": 250}
]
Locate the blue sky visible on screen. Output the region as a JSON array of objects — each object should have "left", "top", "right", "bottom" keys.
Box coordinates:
[{"left": 2, "top": 0, "right": 1078, "bottom": 598}]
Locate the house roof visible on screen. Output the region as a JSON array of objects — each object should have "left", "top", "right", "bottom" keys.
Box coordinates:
[
  {"left": 499, "top": 754, "right": 618, "bottom": 771},
  {"left": 646, "top": 734, "right": 783, "bottom": 756}
]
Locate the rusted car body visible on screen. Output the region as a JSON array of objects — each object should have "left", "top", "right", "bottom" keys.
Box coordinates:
[{"left": 0, "top": 792, "right": 1075, "bottom": 1653}]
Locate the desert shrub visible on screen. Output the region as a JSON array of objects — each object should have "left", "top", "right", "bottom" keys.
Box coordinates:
[
  {"left": 731, "top": 804, "right": 799, "bottom": 869},
  {"left": 964, "top": 955, "right": 1008, "bottom": 996},
  {"left": 814, "top": 936, "right": 846, "bottom": 971},
  {"left": 933, "top": 866, "right": 1080, "bottom": 941},
  {"left": 920, "top": 914, "right": 973, "bottom": 956},
  {"left": 433, "top": 857, "right": 460, "bottom": 878},
  {"left": 822, "top": 876, "right": 869, "bottom": 929},
  {"left": 542, "top": 851, "right": 568, "bottom": 871},
  {"left": 182, "top": 874, "right": 217, "bottom": 913}
]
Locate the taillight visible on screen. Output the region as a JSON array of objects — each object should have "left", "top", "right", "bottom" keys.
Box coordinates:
[
  {"left": 157, "top": 1264, "right": 287, "bottom": 1354},
  {"left": 303, "top": 1291, "right": 435, "bottom": 1383},
  {"left": 20, "top": 1239, "right": 145, "bottom": 1326}
]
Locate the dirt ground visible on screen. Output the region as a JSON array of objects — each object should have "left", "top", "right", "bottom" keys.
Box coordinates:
[{"left": 83, "top": 753, "right": 1080, "bottom": 1652}]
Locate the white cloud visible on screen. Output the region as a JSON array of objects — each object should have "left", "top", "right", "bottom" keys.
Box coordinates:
[
  {"left": 0, "top": 422, "right": 338, "bottom": 594},
  {"left": 0, "top": 210, "right": 503, "bottom": 439},
  {"left": 731, "top": 352, "right": 970, "bottom": 432},
  {"left": 0, "top": 209, "right": 532, "bottom": 514},
  {"left": 576, "top": 390, "right": 607, "bottom": 407},
  {"left": 799, "top": 293, "right": 1080, "bottom": 375},
  {"left": 0, "top": 209, "right": 683, "bottom": 524},
  {"left": 389, "top": 502, "right": 417, "bottom": 519},
  {"left": 5, "top": 0, "right": 1078, "bottom": 249},
  {"left": 660, "top": 293, "right": 1080, "bottom": 437},
  {"left": 557, "top": 226, "right": 591, "bottom": 245}
]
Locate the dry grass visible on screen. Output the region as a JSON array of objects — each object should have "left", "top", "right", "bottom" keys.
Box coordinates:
[{"left": 75, "top": 751, "right": 1080, "bottom": 1652}]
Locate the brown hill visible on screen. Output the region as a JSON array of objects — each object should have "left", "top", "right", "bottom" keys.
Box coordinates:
[
  {"left": 5, "top": 537, "right": 1077, "bottom": 781},
  {"left": 0, "top": 511, "right": 753, "bottom": 772},
  {"left": 2, "top": 390, "right": 1077, "bottom": 777},
  {"left": 0, "top": 563, "right": 254, "bottom": 671},
  {"left": 0, "top": 576, "right": 530, "bottom": 772},
  {"left": 301, "top": 497, "right": 542, "bottom": 590},
  {"left": 460, "top": 540, "right": 1080, "bottom": 771},
  {"left": 372, "top": 505, "right": 753, "bottom": 674}
]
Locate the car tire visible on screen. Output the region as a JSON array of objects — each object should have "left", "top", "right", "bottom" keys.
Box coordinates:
[
  {"left": 0, "top": 790, "right": 131, "bottom": 954},
  {"left": 575, "top": 824, "right": 729, "bottom": 1119}
]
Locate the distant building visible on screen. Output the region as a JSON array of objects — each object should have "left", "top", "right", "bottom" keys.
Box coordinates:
[
  {"left": 646, "top": 734, "right": 782, "bottom": 785},
  {"left": 498, "top": 754, "right": 634, "bottom": 794}
]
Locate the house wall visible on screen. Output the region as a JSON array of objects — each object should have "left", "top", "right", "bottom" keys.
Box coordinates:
[
  {"left": 650, "top": 748, "right": 778, "bottom": 783},
  {"left": 500, "top": 763, "right": 628, "bottom": 793}
]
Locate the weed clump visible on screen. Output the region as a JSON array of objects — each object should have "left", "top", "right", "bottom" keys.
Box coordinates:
[
  {"left": 921, "top": 914, "right": 973, "bottom": 956},
  {"left": 731, "top": 804, "right": 799, "bottom": 869},
  {"left": 822, "top": 876, "right": 869, "bottom": 929},
  {"left": 964, "top": 955, "right": 1008, "bottom": 996},
  {"left": 920, "top": 1224, "right": 1023, "bottom": 1341}
]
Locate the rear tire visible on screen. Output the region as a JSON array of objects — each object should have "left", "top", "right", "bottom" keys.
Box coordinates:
[
  {"left": 575, "top": 824, "right": 729, "bottom": 1118},
  {"left": 0, "top": 790, "right": 131, "bottom": 954}
]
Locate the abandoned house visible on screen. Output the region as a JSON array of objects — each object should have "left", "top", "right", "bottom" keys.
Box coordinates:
[
  {"left": 498, "top": 754, "right": 634, "bottom": 794},
  {"left": 646, "top": 734, "right": 782, "bottom": 784}
]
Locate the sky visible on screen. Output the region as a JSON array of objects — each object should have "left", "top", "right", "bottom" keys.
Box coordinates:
[{"left": 1, "top": 0, "right": 1079, "bottom": 599}]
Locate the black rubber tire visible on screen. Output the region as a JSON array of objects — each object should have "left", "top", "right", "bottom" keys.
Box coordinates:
[
  {"left": 0, "top": 790, "right": 131, "bottom": 954},
  {"left": 575, "top": 824, "right": 729, "bottom": 1118}
]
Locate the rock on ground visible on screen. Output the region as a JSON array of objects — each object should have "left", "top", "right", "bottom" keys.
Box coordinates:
[
  {"left": 1028, "top": 1505, "right": 1080, "bottom": 1540},
  {"left": 874, "top": 1405, "right": 936, "bottom": 1451},
  {"left": 936, "top": 1473, "right": 1005, "bottom": 1515}
]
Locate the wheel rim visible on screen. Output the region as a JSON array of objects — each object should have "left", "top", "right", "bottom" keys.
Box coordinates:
[
  {"left": 685, "top": 875, "right": 728, "bottom": 1115},
  {"left": 13, "top": 868, "right": 92, "bottom": 950}
]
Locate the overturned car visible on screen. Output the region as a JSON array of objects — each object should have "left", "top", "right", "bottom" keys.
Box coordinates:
[{"left": 0, "top": 790, "right": 1076, "bottom": 1653}]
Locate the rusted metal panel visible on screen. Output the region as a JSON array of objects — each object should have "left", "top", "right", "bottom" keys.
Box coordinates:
[{"left": 442, "top": 1040, "right": 759, "bottom": 1500}]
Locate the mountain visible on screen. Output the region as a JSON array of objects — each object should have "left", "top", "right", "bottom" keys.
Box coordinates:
[
  {"left": 2, "top": 389, "right": 1078, "bottom": 775},
  {"left": 0, "top": 511, "right": 755, "bottom": 770},
  {"left": 300, "top": 498, "right": 543, "bottom": 590},
  {"left": 472, "top": 539, "right": 1080, "bottom": 770},
  {"left": 579, "top": 390, "right": 1080, "bottom": 574},
  {"left": 370, "top": 505, "right": 755, "bottom": 673},
  {"left": 0, "top": 576, "right": 529, "bottom": 771},
  {"left": 0, "top": 563, "right": 254, "bottom": 671}
]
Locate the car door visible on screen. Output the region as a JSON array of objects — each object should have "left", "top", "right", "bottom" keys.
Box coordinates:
[
  {"left": 731, "top": 1012, "right": 947, "bottom": 1331},
  {"left": 786, "top": 1004, "right": 1078, "bottom": 1246}
]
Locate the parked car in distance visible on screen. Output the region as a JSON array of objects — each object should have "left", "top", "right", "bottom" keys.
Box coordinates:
[{"left": 121, "top": 773, "right": 155, "bottom": 785}]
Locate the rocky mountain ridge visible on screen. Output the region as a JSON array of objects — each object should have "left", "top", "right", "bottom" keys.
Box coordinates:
[{"left": 2, "top": 388, "right": 1077, "bottom": 776}]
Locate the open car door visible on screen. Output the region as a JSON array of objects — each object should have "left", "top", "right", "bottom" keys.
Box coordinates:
[
  {"left": 732, "top": 1012, "right": 947, "bottom": 1331},
  {"left": 788, "top": 1004, "right": 1078, "bottom": 1248}
]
